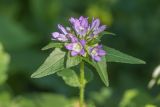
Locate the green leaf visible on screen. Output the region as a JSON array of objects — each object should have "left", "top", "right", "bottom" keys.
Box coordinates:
[
  {"left": 57, "top": 67, "right": 93, "bottom": 87},
  {"left": 104, "top": 46, "right": 146, "bottom": 64},
  {"left": 42, "top": 42, "right": 64, "bottom": 50},
  {"left": 57, "top": 69, "right": 80, "bottom": 87},
  {"left": 83, "top": 57, "right": 109, "bottom": 87},
  {"left": 31, "top": 48, "right": 66, "bottom": 78},
  {"left": 66, "top": 52, "right": 82, "bottom": 68},
  {"left": 88, "top": 38, "right": 101, "bottom": 45},
  {"left": 84, "top": 66, "right": 94, "bottom": 83},
  {"left": 101, "top": 31, "right": 116, "bottom": 36}
]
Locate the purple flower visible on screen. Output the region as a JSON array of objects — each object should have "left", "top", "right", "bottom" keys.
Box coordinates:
[
  {"left": 51, "top": 16, "right": 108, "bottom": 61},
  {"left": 58, "top": 24, "right": 68, "bottom": 35},
  {"left": 52, "top": 32, "right": 68, "bottom": 42},
  {"left": 69, "top": 16, "right": 89, "bottom": 36},
  {"left": 89, "top": 45, "right": 106, "bottom": 62},
  {"left": 51, "top": 24, "right": 69, "bottom": 42},
  {"left": 65, "top": 39, "right": 86, "bottom": 56},
  {"left": 67, "top": 34, "right": 78, "bottom": 42},
  {"left": 90, "top": 18, "right": 106, "bottom": 37}
]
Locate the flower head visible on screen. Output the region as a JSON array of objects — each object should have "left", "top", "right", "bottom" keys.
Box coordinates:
[{"left": 51, "top": 16, "right": 107, "bottom": 61}]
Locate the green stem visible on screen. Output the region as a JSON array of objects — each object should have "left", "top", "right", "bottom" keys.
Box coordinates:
[{"left": 80, "top": 61, "right": 85, "bottom": 107}]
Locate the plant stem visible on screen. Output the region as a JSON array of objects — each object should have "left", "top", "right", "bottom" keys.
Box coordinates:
[{"left": 80, "top": 61, "right": 85, "bottom": 107}]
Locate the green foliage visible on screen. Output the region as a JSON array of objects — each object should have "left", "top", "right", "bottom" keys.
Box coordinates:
[
  {"left": 145, "top": 104, "right": 157, "bottom": 107},
  {"left": 0, "top": 43, "right": 10, "bottom": 85},
  {"left": 31, "top": 48, "right": 66, "bottom": 78},
  {"left": 0, "top": 17, "right": 34, "bottom": 50},
  {"left": 84, "top": 66, "right": 94, "bottom": 83},
  {"left": 32, "top": 43, "right": 146, "bottom": 87},
  {"left": 101, "top": 31, "right": 116, "bottom": 36},
  {"left": 42, "top": 42, "right": 64, "bottom": 50},
  {"left": 119, "top": 89, "right": 153, "bottom": 107},
  {"left": 0, "top": 0, "right": 159, "bottom": 107},
  {"left": 83, "top": 57, "right": 109, "bottom": 87},
  {"left": 57, "top": 67, "right": 94, "bottom": 87},
  {"left": 66, "top": 53, "right": 82, "bottom": 68},
  {"left": 57, "top": 69, "right": 80, "bottom": 87},
  {"left": 90, "top": 87, "right": 112, "bottom": 105},
  {"left": 104, "top": 46, "right": 146, "bottom": 64},
  {"left": 0, "top": 91, "right": 11, "bottom": 107}
]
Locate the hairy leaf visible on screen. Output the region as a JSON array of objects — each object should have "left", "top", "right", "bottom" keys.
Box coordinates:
[
  {"left": 31, "top": 48, "right": 66, "bottom": 78},
  {"left": 104, "top": 46, "right": 146, "bottom": 64}
]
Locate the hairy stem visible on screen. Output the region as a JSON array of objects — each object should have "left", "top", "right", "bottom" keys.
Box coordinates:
[{"left": 79, "top": 61, "right": 85, "bottom": 107}]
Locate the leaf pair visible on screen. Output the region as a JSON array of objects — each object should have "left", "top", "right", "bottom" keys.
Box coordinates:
[{"left": 31, "top": 42, "right": 145, "bottom": 87}]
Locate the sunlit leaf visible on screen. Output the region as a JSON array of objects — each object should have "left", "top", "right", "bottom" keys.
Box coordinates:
[
  {"left": 31, "top": 48, "right": 66, "bottom": 78},
  {"left": 104, "top": 46, "right": 146, "bottom": 64}
]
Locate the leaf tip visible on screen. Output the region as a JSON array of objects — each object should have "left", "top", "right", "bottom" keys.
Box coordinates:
[
  {"left": 137, "top": 59, "right": 146, "bottom": 64},
  {"left": 30, "top": 73, "right": 36, "bottom": 78},
  {"left": 31, "top": 73, "right": 40, "bottom": 78}
]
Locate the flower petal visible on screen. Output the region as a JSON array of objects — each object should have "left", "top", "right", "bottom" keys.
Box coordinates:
[
  {"left": 67, "top": 34, "right": 78, "bottom": 42},
  {"left": 69, "top": 17, "right": 76, "bottom": 24},
  {"left": 91, "top": 18, "right": 100, "bottom": 30},
  {"left": 71, "top": 51, "right": 78, "bottom": 56},
  {"left": 98, "top": 50, "right": 106, "bottom": 56},
  {"left": 65, "top": 43, "right": 74, "bottom": 50},
  {"left": 58, "top": 24, "right": 68, "bottom": 35},
  {"left": 94, "top": 56, "right": 101, "bottom": 62},
  {"left": 80, "top": 40, "right": 86, "bottom": 46},
  {"left": 52, "top": 32, "right": 60, "bottom": 38},
  {"left": 80, "top": 49, "right": 85, "bottom": 56},
  {"left": 98, "top": 25, "right": 106, "bottom": 32}
]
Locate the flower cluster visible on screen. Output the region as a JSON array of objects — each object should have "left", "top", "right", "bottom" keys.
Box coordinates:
[{"left": 51, "top": 16, "right": 106, "bottom": 62}]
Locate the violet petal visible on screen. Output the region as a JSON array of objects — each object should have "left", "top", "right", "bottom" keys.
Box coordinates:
[
  {"left": 71, "top": 51, "right": 78, "bottom": 56},
  {"left": 58, "top": 24, "right": 68, "bottom": 35},
  {"left": 65, "top": 43, "right": 74, "bottom": 50}
]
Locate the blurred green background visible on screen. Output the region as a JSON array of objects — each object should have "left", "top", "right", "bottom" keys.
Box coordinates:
[{"left": 0, "top": 0, "right": 160, "bottom": 107}]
